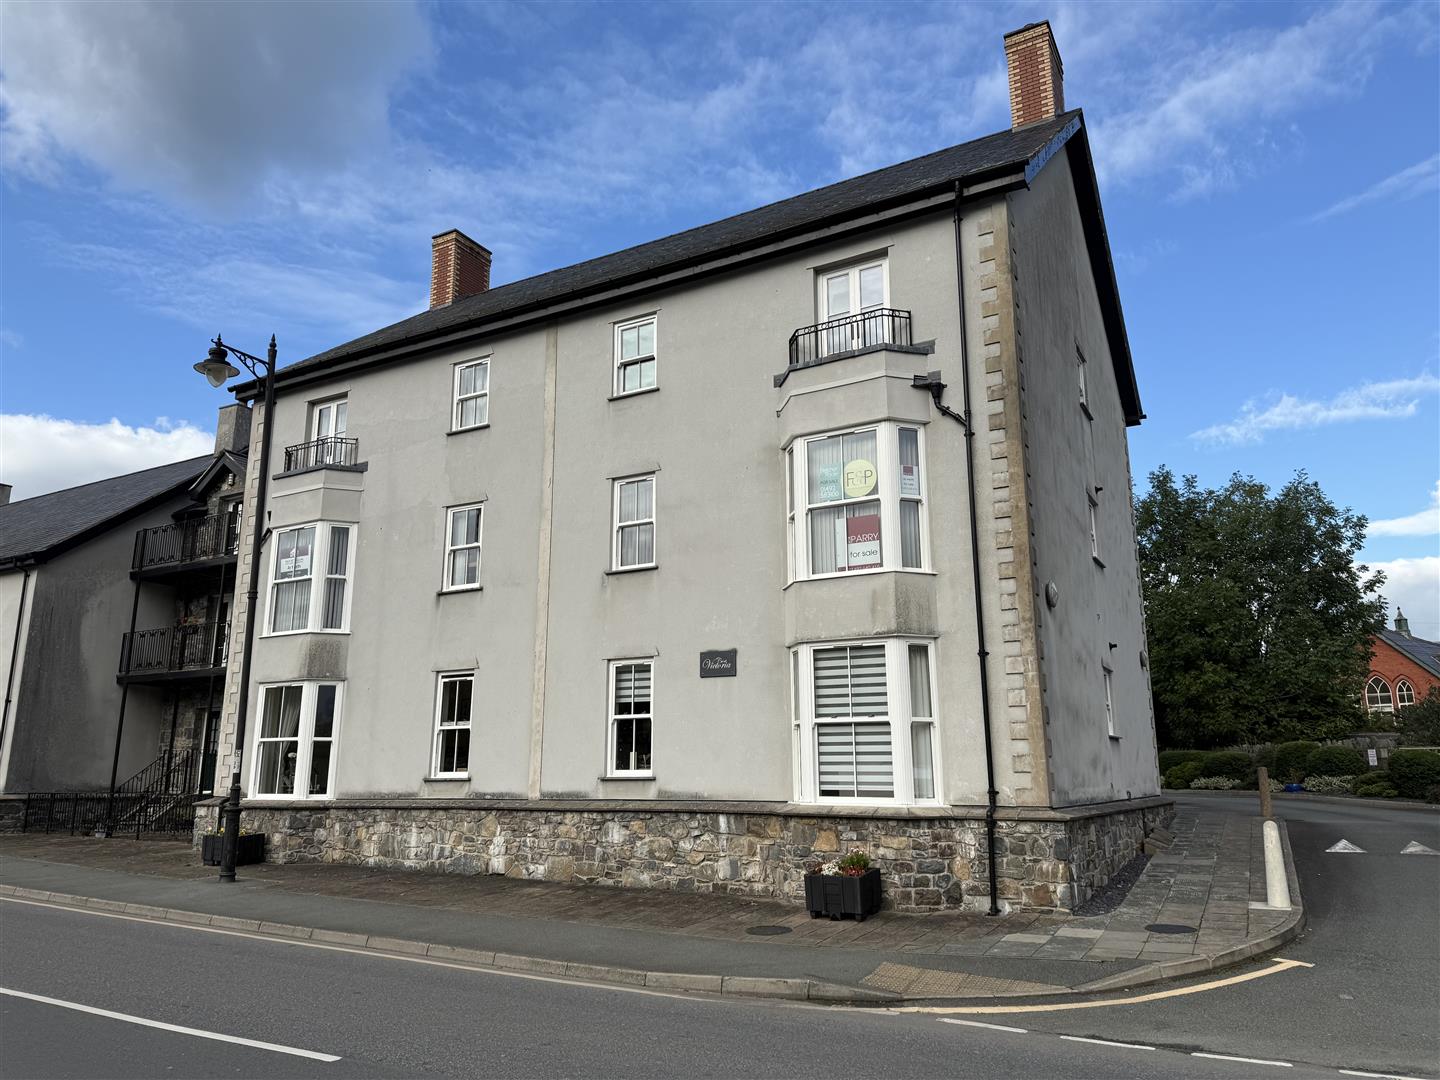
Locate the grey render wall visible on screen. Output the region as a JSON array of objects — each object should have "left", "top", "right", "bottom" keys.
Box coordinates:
[
  {"left": 0, "top": 501, "right": 186, "bottom": 792},
  {"left": 230, "top": 206, "right": 1037, "bottom": 809},
  {"left": 1007, "top": 148, "right": 1160, "bottom": 805}
]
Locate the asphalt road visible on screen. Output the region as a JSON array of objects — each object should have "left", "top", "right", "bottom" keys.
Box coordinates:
[{"left": 0, "top": 793, "right": 1434, "bottom": 1080}]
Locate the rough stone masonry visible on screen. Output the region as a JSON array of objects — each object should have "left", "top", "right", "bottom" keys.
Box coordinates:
[{"left": 195, "top": 798, "right": 1172, "bottom": 913}]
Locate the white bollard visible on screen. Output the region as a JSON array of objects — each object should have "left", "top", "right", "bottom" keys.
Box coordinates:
[{"left": 1263, "top": 818, "right": 1291, "bottom": 910}]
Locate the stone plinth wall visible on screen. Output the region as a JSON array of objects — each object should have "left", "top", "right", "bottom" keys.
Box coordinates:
[
  {"left": 0, "top": 797, "right": 25, "bottom": 833},
  {"left": 194, "top": 798, "right": 1172, "bottom": 913}
]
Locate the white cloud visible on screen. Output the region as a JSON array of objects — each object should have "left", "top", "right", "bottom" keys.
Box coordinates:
[
  {"left": 1192, "top": 373, "right": 1440, "bottom": 446},
  {"left": 1310, "top": 154, "right": 1440, "bottom": 222},
  {"left": 0, "top": 1, "right": 430, "bottom": 211},
  {"left": 1367, "top": 555, "right": 1440, "bottom": 641},
  {"left": 1369, "top": 481, "right": 1440, "bottom": 537},
  {"left": 0, "top": 328, "right": 21, "bottom": 351},
  {"left": 0, "top": 414, "right": 213, "bottom": 500}
]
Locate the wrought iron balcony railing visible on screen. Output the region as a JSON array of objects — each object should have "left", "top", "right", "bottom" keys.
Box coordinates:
[
  {"left": 283, "top": 435, "right": 359, "bottom": 472},
  {"left": 133, "top": 511, "right": 239, "bottom": 572},
  {"left": 119, "top": 621, "right": 229, "bottom": 677},
  {"left": 788, "top": 307, "right": 912, "bottom": 369}
]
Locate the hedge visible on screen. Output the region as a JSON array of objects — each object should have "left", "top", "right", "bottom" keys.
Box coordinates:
[
  {"left": 1353, "top": 772, "right": 1398, "bottom": 799},
  {"left": 1164, "top": 761, "right": 1207, "bottom": 790},
  {"left": 1386, "top": 750, "right": 1440, "bottom": 800},
  {"left": 1273, "top": 741, "right": 1321, "bottom": 784},
  {"left": 1306, "top": 745, "right": 1368, "bottom": 778},
  {"left": 1203, "top": 751, "right": 1256, "bottom": 783},
  {"left": 1158, "top": 750, "right": 1211, "bottom": 773}
]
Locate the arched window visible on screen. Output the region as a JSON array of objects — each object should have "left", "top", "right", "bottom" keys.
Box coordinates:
[
  {"left": 1365, "top": 676, "right": 1393, "bottom": 713},
  {"left": 1395, "top": 679, "right": 1415, "bottom": 709}
]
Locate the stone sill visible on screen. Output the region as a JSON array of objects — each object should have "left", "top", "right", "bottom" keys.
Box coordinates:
[{"left": 228, "top": 794, "right": 1172, "bottom": 823}]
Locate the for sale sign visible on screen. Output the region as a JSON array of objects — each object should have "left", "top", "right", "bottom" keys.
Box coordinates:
[{"left": 846, "top": 514, "right": 881, "bottom": 569}]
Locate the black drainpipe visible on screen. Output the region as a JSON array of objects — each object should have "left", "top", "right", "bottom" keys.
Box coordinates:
[{"left": 911, "top": 183, "right": 1001, "bottom": 916}]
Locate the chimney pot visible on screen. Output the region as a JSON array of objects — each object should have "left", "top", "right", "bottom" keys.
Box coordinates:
[
  {"left": 431, "top": 229, "right": 492, "bottom": 309},
  {"left": 1004, "top": 21, "right": 1065, "bottom": 129}
]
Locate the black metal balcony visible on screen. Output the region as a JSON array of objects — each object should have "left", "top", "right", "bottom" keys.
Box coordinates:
[
  {"left": 119, "top": 621, "right": 229, "bottom": 680},
  {"left": 788, "top": 307, "right": 912, "bottom": 369},
  {"left": 283, "top": 435, "right": 359, "bottom": 473},
  {"left": 133, "top": 511, "right": 239, "bottom": 574}
]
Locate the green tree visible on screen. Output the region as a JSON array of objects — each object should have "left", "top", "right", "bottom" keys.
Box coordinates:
[
  {"left": 1398, "top": 686, "right": 1440, "bottom": 747},
  {"left": 1135, "top": 468, "right": 1385, "bottom": 749}
]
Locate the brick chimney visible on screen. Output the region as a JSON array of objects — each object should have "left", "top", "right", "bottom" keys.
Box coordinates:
[
  {"left": 1004, "top": 21, "right": 1064, "bottom": 130},
  {"left": 430, "top": 229, "right": 492, "bottom": 309},
  {"left": 0, "top": 483, "right": 10, "bottom": 506}
]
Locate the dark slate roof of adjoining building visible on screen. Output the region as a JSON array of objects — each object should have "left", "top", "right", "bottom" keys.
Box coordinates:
[
  {"left": 1376, "top": 628, "right": 1440, "bottom": 679},
  {"left": 243, "top": 110, "right": 1141, "bottom": 423},
  {"left": 0, "top": 456, "right": 212, "bottom": 568}
]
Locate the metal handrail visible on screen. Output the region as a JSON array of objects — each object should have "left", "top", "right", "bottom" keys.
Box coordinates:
[
  {"left": 119, "top": 622, "right": 229, "bottom": 676},
  {"left": 133, "top": 512, "right": 239, "bottom": 571},
  {"left": 283, "top": 435, "right": 358, "bottom": 472},
  {"left": 788, "top": 307, "right": 912, "bottom": 368}
]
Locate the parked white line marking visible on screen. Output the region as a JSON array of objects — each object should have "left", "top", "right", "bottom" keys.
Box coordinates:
[
  {"left": 1191, "top": 1051, "right": 1292, "bottom": 1067},
  {"left": 938, "top": 1018, "right": 1028, "bottom": 1034},
  {"left": 1060, "top": 1035, "right": 1155, "bottom": 1050},
  {"left": 1339, "top": 1070, "right": 1431, "bottom": 1079},
  {"left": 1326, "top": 840, "right": 1366, "bottom": 853},
  {"left": 1400, "top": 841, "right": 1437, "bottom": 855},
  {"left": 0, "top": 987, "right": 341, "bottom": 1062}
]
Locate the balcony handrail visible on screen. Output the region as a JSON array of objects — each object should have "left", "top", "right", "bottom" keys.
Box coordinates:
[
  {"left": 283, "top": 435, "right": 359, "bottom": 472},
  {"left": 119, "top": 621, "right": 230, "bottom": 676},
  {"left": 133, "top": 511, "right": 239, "bottom": 571},
  {"left": 788, "top": 307, "right": 912, "bottom": 369}
]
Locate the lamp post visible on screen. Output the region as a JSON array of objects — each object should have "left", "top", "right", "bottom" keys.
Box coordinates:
[{"left": 194, "top": 333, "right": 276, "bottom": 883}]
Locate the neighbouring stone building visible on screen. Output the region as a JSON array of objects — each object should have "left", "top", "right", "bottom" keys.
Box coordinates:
[
  {"left": 0, "top": 407, "right": 249, "bottom": 832},
  {"left": 198, "top": 22, "right": 1167, "bottom": 912}
]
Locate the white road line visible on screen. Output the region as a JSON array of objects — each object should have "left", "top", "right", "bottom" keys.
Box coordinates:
[
  {"left": 1059, "top": 1035, "right": 1156, "bottom": 1051},
  {"left": 938, "top": 1018, "right": 1028, "bottom": 1034},
  {"left": 1339, "top": 1070, "right": 1432, "bottom": 1080},
  {"left": 0, "top": 987, "right": 341, "bottom": 1062},
  {"left": 1191, "top": 1051, "right": 1292, "bottom": 1067}
]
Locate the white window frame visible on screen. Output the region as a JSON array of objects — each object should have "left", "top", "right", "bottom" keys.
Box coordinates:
[
  {"left": 611, "top": 474, "right": 657, "bottom": 571},
  {"left": 1395, "top": 679, "right": 1415, "bottom": 709},
  {"left": 452, "top": 358, "right": 490, "bottom": 432},
  {"left": 1077, "top": 347, "right": 1091, "bottom": 418},
  {"left": 816, "top": 258, "right": 890, "bottom": 357},
  {"left": 1103, "top": 666, "right": 1116, "bottom": 737},
  {"left": 250, "top": 681, "right": 342, "bottom": 800},
  {"left": 788, "top": 422, "right": 930, "bottom": 580},
  {"left": 613, "top": 314, "right": 658, "bottom": 397},
  {"left": 432, "top": 672, "right": 474, "bottom": 779},
  {"left": 310, "top": 396, "right": 348, "bottom": 442},
  {"left": 1088, "top": 492, "right": 1102, "bottom": 563},
  {"left": 1365, "top": 676, "right": 1394, "bottom": 713},
  {"left": 790, "top": 637, "right": 941, "bottom": 807},
  {"left": 264, "top": 522, "right": 356, "bottom": 636},
  {"left": 443, "top": 503, "right": 485, "bottom": 592},
  {"left": 607, "top": 658, "right": 655, "bottom": 778}
]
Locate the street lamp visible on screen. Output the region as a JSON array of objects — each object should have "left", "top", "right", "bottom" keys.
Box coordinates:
[{"left": 195, "top": 333, "right": 276, "bottom": 883}]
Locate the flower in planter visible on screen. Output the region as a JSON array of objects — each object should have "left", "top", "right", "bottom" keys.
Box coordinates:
[{"left": 836, "top": 850, "right": 872, "bottom": 877}]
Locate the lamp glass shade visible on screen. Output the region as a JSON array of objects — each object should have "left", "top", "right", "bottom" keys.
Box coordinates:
[{"left": 194, "top": 345, "right": 240, "bottom": 388}]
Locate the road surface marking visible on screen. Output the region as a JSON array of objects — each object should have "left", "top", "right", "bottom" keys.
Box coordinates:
[
  {"left": 1339, "top": 1070, "right": 1431, "bottom": 1079},
  {"left": 1400, "top": 841, "right": 1437, "bottom": 855},
  {"left": 1059, "top": 1035, "right": 1155, "bottom": 1050},
  {"left": 0, "top": 987, "right": 341, "bottom": 1062},
  {"left": 1326, "top": 840, "right": 1366, "bottom": 853},
  {"left": 1192, "top": 1051, "right": 1292, "bottom": 1067},
  {"left": 938, "top": 1018, "right": 1027, "bottom": 1034},
  {"left": 897, "top": 958, "right": 1314, "bottom": 1014}
]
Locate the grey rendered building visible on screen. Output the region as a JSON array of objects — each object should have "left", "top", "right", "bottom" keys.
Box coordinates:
[
  {"left": 0, "top": 409, "right": 249, "bottom": 830},
  {"left": 205, "top": 23, "right": 1165, "bottom": 911}
]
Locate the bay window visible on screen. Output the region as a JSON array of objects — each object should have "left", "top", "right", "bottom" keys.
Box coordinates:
[
  {"left": 266, "top": 523, "right": 355, "bottom": 634},
  {"left": 788, "top": 422, "right": 928, "bottom": 579},
  {"left": 253, "top": 681, "right": 340, "bottom": 799},
  {"left": 791, "top": 638, "right": 940, "bottom": 805}
]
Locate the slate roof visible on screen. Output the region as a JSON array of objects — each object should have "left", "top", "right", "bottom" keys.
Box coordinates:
[
  {"left": 243, "top": 110, "right": 1139, "bottom": 420},
  {"left": 1376, "top": 628, "right": 1440, "bottom": 679},
  {"left": 0, "top": 456, "right": 211, "bottom": 568}
]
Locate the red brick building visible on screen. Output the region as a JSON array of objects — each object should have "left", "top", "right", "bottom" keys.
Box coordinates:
[{"left": 1365, "top": 611, "right": 1440, "bottom": 716}]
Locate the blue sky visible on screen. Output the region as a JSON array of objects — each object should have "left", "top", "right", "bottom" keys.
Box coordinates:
[{"left": 1, "top": 1, "right": 1437, "bottom": 631}]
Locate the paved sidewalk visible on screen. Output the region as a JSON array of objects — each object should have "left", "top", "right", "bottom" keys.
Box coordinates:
[{"left": 0, "top": 799, "right": 1301, "bottom": 1002}]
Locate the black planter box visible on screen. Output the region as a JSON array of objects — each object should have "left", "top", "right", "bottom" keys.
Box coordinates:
[
  {"left": 201, "top": 832, "right": 265, "bottom": 867},
  {"left": 804, "top": 868, "right": 882, "bottom": 921}
]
